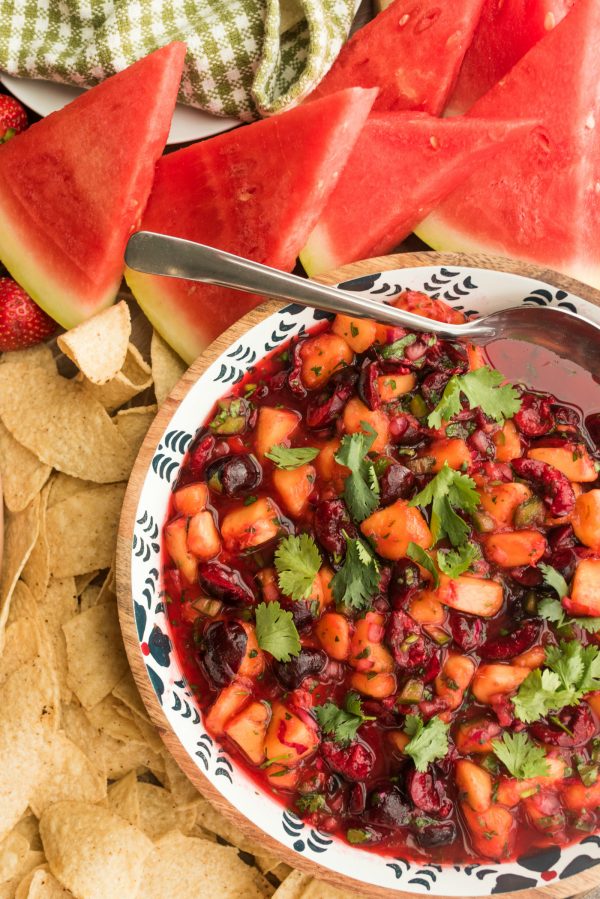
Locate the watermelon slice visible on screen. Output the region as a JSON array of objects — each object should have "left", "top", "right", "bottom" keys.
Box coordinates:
[
  {"left": 447, "top": 0, "right": 575, "bottom": 115},
  {"left": 310, "top": 0, "right": 486, "bottom": 115},
  {"left": 126, "top": 87, "right": 376, "bottom": 364},
  {"left": 416, "top": 0, "right": 600, "bottom": 288},
  {"left": 300, "top": 113, "right": 535, "bottom": 275},
  {"left": 0, "top": 43, "right": 186, "bottom": 328}
]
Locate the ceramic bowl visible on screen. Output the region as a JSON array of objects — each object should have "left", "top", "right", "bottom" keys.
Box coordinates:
[{"left": 117, "top": 252, "right": 600, "bottom": 898}]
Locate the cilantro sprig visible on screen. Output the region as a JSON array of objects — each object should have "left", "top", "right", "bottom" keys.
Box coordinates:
[
  {"left": 437, "top": 541, "right": 481, "bottom": 578},
  {"left": 404, "top": 714, "right": 450, "bottom": 772},
  {"left": 314, "top": 692, "right": 375, "bottom": 745},
  {"left": 513, "top": 640, "right": 600, "bottom": 723},
  {"left": 540, "top": 563, "right": 569, "bottom": 600},
  {"left": 491, "top": 732, "right": 549, "bottom": 779},
  {"left": 274, "top": 534, "right": 321, "bottom": 601},
  {"left": 331, "top": 534, "right": 380, "bottom": 611},
  {"left": 539, "top": 596, "right": 600, "bottom": 634},
  {"left": 255, "top": 601, "right": 301, "bottom": 662},
  {"left": 265, "top": 444, "right": 319, "bottom": 470},
  {"left": 410, "top": 463, "right": 479, "bottom": 547},
  {"left": 335, "top": 425, "right": 380, "bottom": 522},
  {"left": 428, "top": 366, "right": 521, "bottom": 429}
]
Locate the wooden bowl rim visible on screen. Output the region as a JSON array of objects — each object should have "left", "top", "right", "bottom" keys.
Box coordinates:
[{"left": 116, "top": 250, "right": 600, "bottom": 899}]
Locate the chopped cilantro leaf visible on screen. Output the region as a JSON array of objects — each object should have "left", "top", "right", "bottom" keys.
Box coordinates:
[
  {"left": 255, "top": 601, "right": 301, "bottom": 662},
  {"left": 492, "top": 732, "right": 549, "bottom": 779},
  {"left": 540, "top": 563, "right": 569, "bottom": 600},
  {"left": 514, "top": 640, "right": 600, "bottom": 723},
  {"left": 403, "top": 714, "right": 450, "bottom": 772},
  {"left": 407, "top": 542, "right": 439, "bottom": 588},
  {"left": 331, "top": 534, "right": 380, "bottom": 611},
  {"left": 265, "top": 444, "right": 320, "bottom": 470},
  {"left": 428, "top": 366, "right": 521, "bottom": 429},
  {"left": 410, "top": 463, "right": 480, "bottom": 547},
  {"left": 539, "top": 596, "right": 600, "bottom": 634},
  {"left": 313, "top": 692, "right": 375, "bottom": 745},
  {"left": 335, "top": 426, "right": 380, "bottom": 522},
  {"left": 437, "top": 541, "right": 481, "bottom": 578},
  {"left": 379, "top": 333, "right": 418, "bottom": 361},
  {"left": 296, "top": 793, "right": 326, "bottom": 814},
  {"left": 275, "top": 533, "right": 321, "bottom": 600}
]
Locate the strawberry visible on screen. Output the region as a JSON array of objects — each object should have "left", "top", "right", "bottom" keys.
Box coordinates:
[
  {"left": 0, "top": 95, "right": 28, "bottom": 143},
  {"left": 0, "top": 277, "right": 56, "bottom": 351}
]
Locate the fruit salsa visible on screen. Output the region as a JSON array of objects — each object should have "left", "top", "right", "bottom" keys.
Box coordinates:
[{"left": 162, "top": 291, "right": 600, "bottom": 864}]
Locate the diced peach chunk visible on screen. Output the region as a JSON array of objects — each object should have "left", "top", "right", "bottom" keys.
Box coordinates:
[
  {"left": 273, "top": 464, "right": 315, "bottom": 517},
  {"left": 361, "top": 499, "right": 432, "bottom": 561},
  {"left": 427, "top": 438, "right": 472, "bottom": 473},
  {"left": 187, "top": 510, "right": 221, "bottom": 561},
  {"left": 174, "top": 482, "right": 209, "bottom": 516},
  {"left": 377, "top": 372, "right": 417, "bottom": 402},
  {"left": 478, "top": 482, "right": 531, "bottom": 527},
  {"left": 221, "top": 497, "right": 282, "bottom": 552},
  {"left": 388, "top": 730, "right": 410, "bottom": 753},
  {"left": 527, "top": 444, "right": 597, "bottom": 482},
  {"left": 255, "top": 407, "right": 300, "bottom": 459},
  {"left": 513, "top": 644, "right": 546, "bottom": 669},
  {"left": 562, "top": 779, "right": 600, "bottom": 812},
  {"left": 437, "top": 574, "right": 504, "bottom": 618},
  {"left": 343, "top": 397, "right": 389, "bottom": 453},
  {"left": 256, "top": 567, "right": 280, "bottom": 603},
  {"left": 456, "top": 760, "right": 492, "bottom": 812},
  {"left": 462, "top": 803, "right": 515, "bottom": 861},
  {"left": 349, "top": 611, "right": 394, "bottom": 673},
  {"left": 408, "top": 591, "right": 445, "bottom": 625},
  {"left": 265, "top": 765, "right": 300, "bottom": 791},
  {"left": 319, "top": 566, "right": 335, "bottom": 608},
  {"left": 237, "top": 622, "right": 265, "bottom": 679},
  {"left": 300, "top": 333, "right": 353, "bottom": 389},
  {"left": 572, "top": 490, "right": 600, "bottom": 549},
  {"left": 471, "top": 664, "right": 529, "bottom": 704},
  {"left": 315, "top": 612, "right": 351, "bottom": 661},
  {"left": 493, "top": 420, "right": 522, "bottom": 462},
  {"left": 454, "top": 718, "right": 501, "bottom": 755},
  {"left": 224, "top": 700, "right": 270, "bottom": 765},
  {"left": 483, "top": 530, "right": 546, "bottom": 568},
  {"left": 496, "top": 757, "right": 567, "bottom": 807},
  {"left": 390, "top": 290, "right": 465, "bottom": 324},
  {"left": 164, "top": 516, "right": 198, "bottom": 583},
  {"left": 264, "top": 702, "right": 319, "bottom": 767},
  {"left": 332, "top": 314, "right": 377, "bottom": 353},
  {"left": 435, "top": 654, "right": 476, "bottom": 710},
  {"left": 563, "top": 558, "right": 600, "bottom": 616},
  {"left": 205, "top": 680, "right": 252, "bottom": 736},
  {"left": 315, "top": 439, "right": 348, "bottom": 493},
  {"left": 350, "top": 671, "right": 397, "bottom": 698}
]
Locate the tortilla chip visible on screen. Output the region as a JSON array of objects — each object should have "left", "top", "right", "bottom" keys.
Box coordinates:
[
  {"left": 137, "top": 783, "right": 196, "bottom": 841},
  {"left": 63, "top": 603, "right": 129, "bottom": 709},
  {"left": 0, "top": 618, "right": 42, "bottom": 688},
  {"left": 46, "top": 484, "right": 126, "bottom": 578},
  {"left": 48, "top": 474, "right": 97, "bottom": 509},
  {"left": 87, "top": 696, "right": 144, "bottom": 744},
  {"left": 95, "top": 568, "right": 116, "bottom": 606},
  {"left": 15, "top": 865, "right": 74, "bottom": 898},
  {"left": 114, "top": 406, "right": 156, "bottom": 453},
  {"left": 0, "top": 345, "right": 55, "bottom": 369},
  {"left": 0, "top": 830, "right": 29, "bottom": 884},
  {"left": 143, "top": 832, "right": 273, "bottom": 899},
  {"left": 0, "top": 361, "right": 135, "bottom": 482},
  {"left": 78, "top": 585, "right": 101, "bottom": 612},
  {"left": 38, "top": 577, "right": 77, "bottom": 703},
  {"left": 150, "top": 331, "right": 186, "bottom": 407},
  {"left": 194, "top": 799, "right": 274, "bottom": 863},
  {"left": 112, "top": 672, "right": 150, "bottom": 724},
  {"left": 120, "top": 708, "right": 162, "bottom": 753},
  {"left": 12, "top": 815, "right": 42, "bottom": 854},
  {"left": 75, "top": 571, "right": 99, "bottom": 595},
  {"left": 29, "top": 731, "right": 106, "bottom": 818},
  {"left": 0, "top": 420, "right": 51, "bottom": 513},
  {"left": 40, "top": 801, "right": 153, "bottom": 899},
  {"left": 107, "top": 772, "right": 140, "bottom": 828},
  {"left": 80, "top": 344, "right": 153, "bottom": 412},
  {"left": 0, "top": 657, "right": 58, "bottom": 841},
  {"left": 6, "top": 580, "right": 37, "bottom": 627},
  {"left": 21, "top": 484, "right": 51, "bottom": 602},
  {"left": 57, "top": 302, "right": 131, "bottom": 385},
  {"left": 271, "top": 873, "right": 354, "bottom": 899},
  {"left": 0, "top": 495, "right": 41, "bottom": 639},
  {"left": 160, "top": 755, "right": 200, "bottom": 808}
]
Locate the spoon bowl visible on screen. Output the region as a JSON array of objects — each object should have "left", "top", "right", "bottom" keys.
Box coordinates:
[{"left": 125, "top": 231, "right": 600, "bottom": 373}]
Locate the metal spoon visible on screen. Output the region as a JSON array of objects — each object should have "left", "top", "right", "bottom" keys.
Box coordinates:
[{"left": 125, "top": 231, "right": 600, "bottom": 371}]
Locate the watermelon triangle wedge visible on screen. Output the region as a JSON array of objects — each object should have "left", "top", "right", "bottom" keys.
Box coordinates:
[
  {"left": 310, "top": 0, "right": 486, "bottom": 115},
  {"left": 417, "top": 0, "right": 600, "bottom": 287},
  {"left": 0, "top": 42, "right": 186, "bottom": 328},
  {"left": 126, "top": 87, "right": 377, "bottom": 363},
  {"left": 446, "top": 0, "right": 575, "bottom": 116},
  {"left": 300, "top": 112, "right": 535, "bottom": 275}
]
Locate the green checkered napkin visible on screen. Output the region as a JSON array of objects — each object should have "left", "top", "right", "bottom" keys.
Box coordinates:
[{"left": 0, "top": 0, "right": 355, "bottom": 120}]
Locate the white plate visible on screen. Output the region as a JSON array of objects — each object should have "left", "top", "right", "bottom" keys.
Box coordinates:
[{"left": 0, "top": 72, "right": 240, "bottom": 145}]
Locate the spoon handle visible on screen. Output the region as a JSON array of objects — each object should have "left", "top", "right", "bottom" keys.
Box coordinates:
[{"left": 125, "top": 231, "right": 494, "bottom": 339}]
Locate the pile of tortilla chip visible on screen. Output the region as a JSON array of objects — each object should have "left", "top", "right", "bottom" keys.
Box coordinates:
[{"left": 0, "top": 301, "right": 360, "bottom": 899}]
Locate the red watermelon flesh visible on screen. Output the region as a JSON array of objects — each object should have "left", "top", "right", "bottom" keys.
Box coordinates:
[
  {"left": 301, "top": 112, "right": 535, "bottom": 275},
  {"left": 447, "top": 0, "right": 575, "bottom": 115},
  {"left": 0, "top": 42, "right": 186, "bottom": 328},
  {"left": 416, "top": 0, "right": 600, "bottom": 288},
  {"left": 310, "top": 0, "right": 486, "bottom": 115},
  {"left": 126, "top": 87, "right": 377, "bottom": 363}
]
